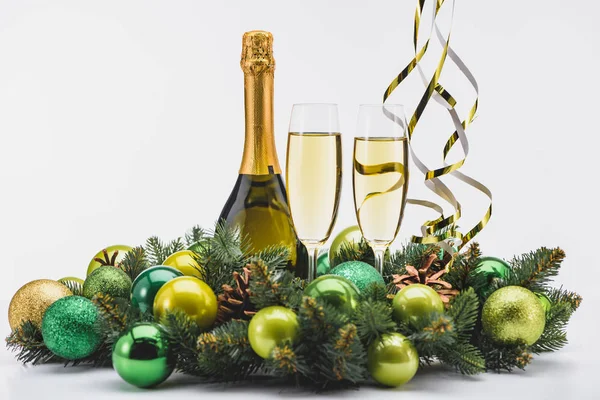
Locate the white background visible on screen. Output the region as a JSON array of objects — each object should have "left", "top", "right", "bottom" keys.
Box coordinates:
[{"left": 1, "top": 0, "right": 599, "bottom": 399}]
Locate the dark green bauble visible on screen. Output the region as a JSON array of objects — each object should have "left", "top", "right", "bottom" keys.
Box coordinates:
[
  {"left": 112, "top": 322, "right": 175, "bottom": 388},
  {"left": 473, "top": 256, "right": 510, "bottom": 280},
  {"left": 392, "top": 284, "right": 444, "bottom": 325},
  {"left": 482, "top": 286, "right": 546, "bottom": 345},
  {"left": 304, "top": 275, "right": 360, "bottom": 314},
  {"left": 131, "top": 266, "right": 183, "bottom": 313},
  {"left": 41, "top": 296, "right": 102, "bottom": 360},
  {"left": 536, "top": 293, "right": 552, "bottom": 314},
  {"left": 329, "top": 261, "right": 384, "bottom": 292},
  {"left": 83, "top": 265, "right": 132, "bottom": 299},
  {"left": 317, "top": 251, "right": 331, "bottom": 277}
]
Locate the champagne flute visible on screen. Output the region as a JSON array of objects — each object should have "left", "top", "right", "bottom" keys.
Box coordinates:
[
  {"left": 353, "top": 104, "right": 409, "bottom": 275},
  {"left": 286, "top": 104, "right": 342, "bottom": 282}
]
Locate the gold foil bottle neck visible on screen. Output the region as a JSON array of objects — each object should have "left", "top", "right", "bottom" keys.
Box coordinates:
[{"left": 241, "top": 30, "right": 275, "bottom": 74}]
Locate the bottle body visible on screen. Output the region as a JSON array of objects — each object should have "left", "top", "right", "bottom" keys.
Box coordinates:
[{"left": 219, "top": 31, "right": 307, "bottom": 277}]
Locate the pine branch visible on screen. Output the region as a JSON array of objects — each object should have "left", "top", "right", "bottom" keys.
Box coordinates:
[
  {"left": 185, "top": 225, "right": 207, "bottom": 247},
  {"left": 438, "top": 342, "right": 486, "bottom": 375},
  {"left": 352, "top": 299, "right": 396, "bottom": 345},
  {"left": 500, "top": 247, "right": 565, "bottom": 292},
  {"left": 5, "top": 321, "right": 60, "bottom": 365},
  {"left": 444, "top": 243, "right": 485, "bottom": 292},
  {"left": 196, "top": 319, "right": 262, "bottom": 381},
  {"left": 60, "top": 279, "right": 84, "bottom": 296},
  {"left": 408, "top": 313, "right": 456, "bottom": 359},
  {"left": 251, "top": 245, "right": 291, "bottom": 270},
  {"left": 447, "top": 288, "right": 479, "bottom": 340},
  {"left": 546, "top": 286, "right": 583, "bottom": 312},
  {"left": 145, "top": 236, "right": 185, "bottom": 266},
  {"left": 161, "top": 310, "right": 203, "bottom": 376},
  {"left": 319, "top": 324, "right": 367, "bottom": 384},
  {"left": 478, "top": 334, "right": 532, "bottom": 372},
  {"left": 331, "top": 238, "right": 374, "bottom": 268},
  {"left": 120, "top": 246, "right": 148, "bottom": 281},
  {"left": 530, "top": 301, "right": 573, "bottom": 353},
  {"left": 248, "top": 260, "right": 303, "bottom": 310}
]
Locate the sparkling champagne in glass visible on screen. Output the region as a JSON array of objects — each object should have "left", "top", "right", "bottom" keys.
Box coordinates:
[
  {"left": 353, "top": 104, "right": 409, "bottom": 275},
  {"left": 286, "top": 104, "right": 342, "bottom": 281}
]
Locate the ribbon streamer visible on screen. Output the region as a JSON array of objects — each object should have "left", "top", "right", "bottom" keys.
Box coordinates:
[{"left": 383, "top": 0, "right": 493, "bottom": 252}]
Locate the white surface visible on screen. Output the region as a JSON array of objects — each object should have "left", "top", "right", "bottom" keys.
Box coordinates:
[{"left": 1, "top": 0, "right": 599, "bottom": 398}]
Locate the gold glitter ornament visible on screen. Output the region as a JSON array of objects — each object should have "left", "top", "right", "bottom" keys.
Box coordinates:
[
  {"left": 8, "top": 279, "right": 73, "bottom": 330},
  {"left": 482, "top": 286, "right": 546, "bottom": 345}
]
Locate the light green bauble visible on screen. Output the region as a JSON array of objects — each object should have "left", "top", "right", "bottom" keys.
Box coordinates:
[
  {"left": 304, "top": 275, "right": 361, "bottom": 314},
  {"left": 87, "top": 244, "right": 133, "bottom": 276},
  {"left": 482, "top": 286, "right": 546, "bottom": 345},
  {"left": 368, "top": 333, "right": 419, "bottom": 387},
  {"left": 329, "top": 261, "right": 384, "bottom": 292},
  {"left": 83, "top": 265, "right": 132, "bottom": 299},
  {"left": 329, "top": 226, "right": 363, "bottom": 267},
  {"left": 536, "top": 293, "right": 552, "bottom": 314},
  {"left": 392, "top": 284, "right": 444, "bottom": 325},
  {"left": 41, "top": 296, "right": 102, "bottom": 360},
  {"left": 112, "top": 323, "right": 175, "bottom": 388},
  {"left": 248, "top": 306, "right": 299, "bottom": 359}
]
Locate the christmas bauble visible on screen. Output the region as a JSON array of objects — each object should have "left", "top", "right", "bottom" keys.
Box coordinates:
[
  {"left": 392, "top": 284, "right": 444, "bottom": 325},
  {"left": 317, "top": 250, "right": 331, "bottom": 276},
  {"left": 112, "top": 322, "right": 175, "bottom": 388},
  {"left": 163, "top": 250, "right": 203, "bottom": 278},
  {"left": 248, "top": 306, "right": 299, "bottom": 359},
  {"left": 83, "top": 265, "right": 132, "bottom": 299},
  {"left": 153, "top": 276, "right": 217, "bottom": 329},
  {"left": 8, "top": 279, "right": 73, "bottom": 330},
  {"left": 368, "top": 332, "right": 419, "bottom": 387},
  {"left": 57, "top": 276, "right": 84, "bottom": 286},
  {"left": 536, "top": 293, "right": 552, "bottom": 314},
  {"left": 482, "top": 286, "right": 546, "bottom": 345},
  {"left": 329, "top": 225, "right": 363, "bottom": 267},
  {"left": 473, "top": 257, "right": 510, "bottom": 281},
  {"left": 42, "top": 296, "right": 102, "bottom": 359},
  {"left": 131, "top": 266, "right": 183, "bottom": 313},
  {"left": 304, "top": 275, "right": 360, "bottom": 314},
  {"left": 187, "top": 241, "right": 204, "bottom": 255},
  {"left": 329, "top": 261, "right": 384, "bottom": 292},
  {"left": 87, "top": 244, "right": 133, "bottom": 276}
]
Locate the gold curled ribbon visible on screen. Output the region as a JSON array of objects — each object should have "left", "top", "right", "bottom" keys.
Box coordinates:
[
  {"left": 383, "top": 0, "right": 493, "bottom": 252},
  {"left": 354, "top": 159, "right": 406, "bottom": 216}
]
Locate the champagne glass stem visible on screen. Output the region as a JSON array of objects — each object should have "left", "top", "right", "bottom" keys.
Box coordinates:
[
  {"left": 372, "top": 246, "right": 387, "bottom": 276},
  {"left": 305, "top": 245, "right": 320, "bottom": 282}
]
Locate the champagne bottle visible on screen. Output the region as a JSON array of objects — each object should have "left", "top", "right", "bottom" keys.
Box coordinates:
[{"left": 219, "top": 31, "right": 307, "bottom": 277}]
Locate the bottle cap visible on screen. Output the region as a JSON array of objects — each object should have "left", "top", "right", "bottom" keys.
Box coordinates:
[{"left": 241, "top": 30, "right": 275, "bottom": 74}]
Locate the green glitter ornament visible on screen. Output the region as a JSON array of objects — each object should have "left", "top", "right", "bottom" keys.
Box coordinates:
[
  {"left": 317, "top": 251, "right": 331, "bottom": 276},
  {"left": 329, "top": 261, "right": 384, "bottom": 292},
  {"left": 131, "top": 266, "right": 183, "bottom": 313},
  {"left": 482, "top": 286, "right": 545, "bottom": 345},
  {"left": 41, "top": 296, "right": 102, "bottom": 360},
  {"left": 112, "top": 322, "right": 175, "bottom": 388},
  {"left": 83, "top": 265, "right": 132, "bottom": 299},
  {"left": 304, "top": 275, "right": 360, "bottom": 314}
]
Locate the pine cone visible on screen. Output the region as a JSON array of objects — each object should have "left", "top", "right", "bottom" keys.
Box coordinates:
[
  {"left": 393, "top": 254, "right": 459, "bottom": 303},
  {"left": 216, "top": 267, "right": 256, "bottom": 324}
]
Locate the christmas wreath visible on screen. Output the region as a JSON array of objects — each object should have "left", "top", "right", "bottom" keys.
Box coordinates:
[{"left": 6, "top": 224, "right": 582, "bottom": 390}]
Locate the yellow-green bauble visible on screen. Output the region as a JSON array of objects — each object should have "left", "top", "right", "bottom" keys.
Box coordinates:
[
  {"left": 329, "top": 226, "right": 363, "bottom": 267},
  {"left": 87, "top": 244, "right": 133, "bottom": 276},
  {"left": 482, "top": 286, "right": 546, "bottom": 345},
  {"left": 163, "top": 250, "right": 204, "bottom": 278},
  {"left": 304, "top": 275, "right": 360, "bottom": 315},
  {"left": 392, "top": 284, "right": 444, "bottom": 325},
  {"left": 248, "top": 306, "right": 299, "bottom": 359},
  {"left": 153, "top": 276, "right": 217, "bottom": 330},
  {"left": 83, "top": 266, "right": 132, "bottom": 299},
  {"left": 8, "top": 279, "right": 73, "bottom": 330},
  {"left": 368, "top": 333, "right": 419, "bottom": 387}
]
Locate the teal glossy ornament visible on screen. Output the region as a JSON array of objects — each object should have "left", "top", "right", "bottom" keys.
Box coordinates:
[
  {"left": 83, "top": 265, "right": 132, "bottom": 299},
  {"left": 112, "top": 322, "right": 175, "bottom": 388},
  {"left": 317, "top": 251, "right": 331, "bottom": 276},
  {"left": 329, "top": 261, "right": 384, "bottom": 292},
  {"left": 42, "top": 296, "right": 102, "bottom": 360},
  {"left": 304, "top": 275, "right": 360, "bottom": 314},
  {"left": 392, "top": 284, "right": 444, "bottom": 325},
  {"left": 131, "top": 266, "right": 183, "bottom": 313},
  {"left": 368, "top": 332, "right": 419, "bottom": 387}
]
